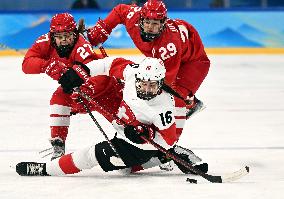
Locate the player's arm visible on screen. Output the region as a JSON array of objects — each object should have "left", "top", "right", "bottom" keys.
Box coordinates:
[
  {"left": 124, "top": 99, "right": 178, "bottom": 148},
  {"left": 85, "top": 57, "right": 134, "bottom": 79},
  {"left": 152, "top": 104, "right": 178, "bottom": 148},
  {"left": 123, "top": 122, "right": 177, "bottom": 149},
  {"left": 58, "top": 57, "right": 133, "bottom": 93},
  {"left": 22, "top": 34, "right": 68, "bottom": 81},
  {"left": 87, "top": 4, "right": 133, "bottom": 46},
  {"left": 177, "top": 21, "right": 210, "bottom": 95},
  {"left": 22, "top": 35, "right": 50, "bottom": 74}
]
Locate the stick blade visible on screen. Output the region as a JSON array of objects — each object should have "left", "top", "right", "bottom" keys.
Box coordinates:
[{"left": 221, "top": 166, "right": 250, "bottom": 183}]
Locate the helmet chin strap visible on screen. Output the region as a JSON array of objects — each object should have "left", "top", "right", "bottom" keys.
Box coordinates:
[
  {"left": 50, "top": 31, "right": 78, "bottom": 58},
  {"left": 140, "top": 30, "right": 160, "bottom": 42},
  {"left": 56, "top": 44, "right": 74, "bottom": 58}
]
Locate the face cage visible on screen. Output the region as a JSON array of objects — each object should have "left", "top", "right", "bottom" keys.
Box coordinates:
[
  {"left": 139, "top": 18, "right": 166, "bottom": 42},
  {"left": 135, "top": 79, "right": 164, "bottom": 100},
  {"left": 50, "top": 31, "right": 78, "bottom": 58}
]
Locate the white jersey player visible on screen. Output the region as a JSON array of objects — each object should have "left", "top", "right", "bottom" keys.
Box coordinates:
[{"left": 15, "top": 57, "right": 182, "bottom": 176}]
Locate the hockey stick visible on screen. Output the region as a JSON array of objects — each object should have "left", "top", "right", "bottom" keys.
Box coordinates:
[
  {"left": 76, "top": 89, "right": 249, "bottom": 183},
  {"left": 74, "top": 88, "right": 120, "bottom": 157}
]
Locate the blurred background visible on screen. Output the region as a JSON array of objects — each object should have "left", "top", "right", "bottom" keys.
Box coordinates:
[
  {"left": 0, "top": 0, "right": 283, "bottom": 54},
  {"left": 0, "top": 0, "right": 283, "bottom": 10}
]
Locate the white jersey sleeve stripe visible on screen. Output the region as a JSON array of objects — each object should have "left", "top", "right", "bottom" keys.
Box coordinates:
[
  {"left": 175, "top": 118, "right": 186, "bottom": 129},
  {"left": 50, "top": 117, "right": 70, "bottom": 126},
  {"left": 50, "top": 104, "right": 71, "bottom": 115},
  {"left": 175, "top": 106, "right": 187, "bottom": 117}
]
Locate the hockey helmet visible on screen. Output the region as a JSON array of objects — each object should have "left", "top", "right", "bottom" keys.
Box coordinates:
[
  {"left": 50, "top": 13, "right": 78, "bottom": 58},
  {"left": 139, "top": 0, "right": 167, "bottom": 42},
  {"left": 135, "top": 57, "right": 166, "bottom": 100},
  {"left": 141, "top": 0, "right": 167, "bottom": 20},
  {"left": 50, "top": 13, "right": 77, "bottom": 33}
]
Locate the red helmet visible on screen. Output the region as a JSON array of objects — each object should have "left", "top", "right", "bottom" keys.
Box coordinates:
[
  {"left": 141, "top": 0, "right": 167, "bottom": 20},
  {"left": 50, "top": 13, "right": 77, "bottom": 33}
]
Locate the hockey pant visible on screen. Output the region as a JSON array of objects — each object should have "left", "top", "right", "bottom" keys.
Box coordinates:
[
  {"left": 49, "top": 76, "right": 123, "bottom": 141},
  {"left": 45, "top": 137, "right": 161, "bottom": 175}
]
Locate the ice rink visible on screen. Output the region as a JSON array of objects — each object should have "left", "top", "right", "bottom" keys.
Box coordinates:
[{"left": 0, "top": 54, "right": 284, "bottom": 199}]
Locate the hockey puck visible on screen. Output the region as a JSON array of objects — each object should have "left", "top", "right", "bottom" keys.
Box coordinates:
[{"left": 186, "top": 178, "right": 197, "bottom": 184}]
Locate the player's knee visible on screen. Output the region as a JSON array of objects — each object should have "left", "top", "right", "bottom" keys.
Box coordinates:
[{"left": 71, "top": 145, "right": 98, "bottom": 170}]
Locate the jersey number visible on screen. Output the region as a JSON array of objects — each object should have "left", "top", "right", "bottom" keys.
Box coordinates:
[
  {"left": 127, "top": 7, "right": 141, "bottom": 19},
  {"left": 159, "top": 43, "right": 177, "bottom": 61},
  {"left": 159, "top": 111, "right": 173, "bottom": 126},
  {"left": 36, "top": 34, "right": 49, "bottom": 44},
  {"left": 77, "top": 44, "right": 93, "bottom": 59}
]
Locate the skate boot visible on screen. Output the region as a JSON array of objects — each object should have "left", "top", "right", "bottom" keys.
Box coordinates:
[
  {"left": 16, "top": 162, "right": 49, "bottom": 176},
  {"left": 50, "top": 137, "right": 65, "bottom": 160},
  {"left": 186, "top": 96, "right": 206, "bottom": 119},
  {"left": 159, "top": 160, "right": 175, "bottom": 171}
]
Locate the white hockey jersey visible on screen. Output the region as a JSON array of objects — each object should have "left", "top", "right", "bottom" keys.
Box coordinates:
[{"left": 86, "top": 57, "right": 177, "bottom": 150}]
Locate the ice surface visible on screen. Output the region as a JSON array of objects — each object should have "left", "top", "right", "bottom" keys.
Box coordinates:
[{"left": 0, "top": 55, "right": 284, "bottom": 199}]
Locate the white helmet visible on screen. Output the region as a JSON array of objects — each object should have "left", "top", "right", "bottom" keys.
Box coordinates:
[
  {"left": 136, "top": 57, "right": 166, "bottom": 81},
  {"left": 135, "top": 57, "right": 166, "bottom": 100}
]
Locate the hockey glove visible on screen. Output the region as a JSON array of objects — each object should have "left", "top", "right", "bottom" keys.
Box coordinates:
[
  {"left": 87, "top": 19, "right": 111, "bottom": 46},
  {"left": 124, "top": 125, "right": 155, "bottom": 144},
  {"left": 42, "top": 58, "right": 67, "bottom": 81},
  {"left": 59, "top": 62, "right": 91, "bottom": 94},
  {"left": 169, "top": 147, "right": 208, "bottom": 174},
  {"left": 70, "top": 82, "right": 95, "bottom": 103}
]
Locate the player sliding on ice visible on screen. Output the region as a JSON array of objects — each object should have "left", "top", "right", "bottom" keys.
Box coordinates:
[{"left": 16, "top": 57, "right": 208, "bottom": 176}]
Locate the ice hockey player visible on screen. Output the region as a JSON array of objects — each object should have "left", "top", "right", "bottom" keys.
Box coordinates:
[
  {"left": 16, "top": 57, "right": 208, "bottom": 176},
  {"left": 87, "top": 0, "right": 210, "bottom": 123},
  {"left": 22, "top": 13, "right": 106, "bottom": 160}
]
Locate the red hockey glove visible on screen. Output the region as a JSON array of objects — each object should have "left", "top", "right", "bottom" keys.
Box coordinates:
[
  {"left": 59, "top": 62, "right": 91, "bottom": 94},
  {"left": 43, "top": 58, "right": 67, "bottom": 81},
  {"left": 87, "top": 19, "right": 111, "bottom": 46},
  {"left": 124, "top": 124, "right": 155, "bottom": 144},
  {"left": 70, "top": 82, "right": 95, "bottom": 103}
]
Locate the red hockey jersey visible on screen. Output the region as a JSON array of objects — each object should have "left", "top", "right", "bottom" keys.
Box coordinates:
[
  {"left": 102, "top": 4, "right": 210, "bottom": 97},
  {"left": 22, "top": 33, "right": 100, "bottom": 74}
]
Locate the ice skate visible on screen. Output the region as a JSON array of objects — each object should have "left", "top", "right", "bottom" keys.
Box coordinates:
[
  {"left": 186, "top": 96, "right": 206, "bottom": 119},
  {"left": 16, "top": 162, "right": 48, "bottom": 176},
  {"left": 50, "top": 137, "right": 65, "bottom": 160}
]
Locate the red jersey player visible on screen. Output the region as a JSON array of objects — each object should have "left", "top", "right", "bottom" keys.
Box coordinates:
[
  {"left": 16, "top": 57, "right": 207, "bottom": 176},
  {"left": 87, "top": 0, "right": 210, "bottom": 122},
  {"left": 22, "top": 13, "right": 121, "bottom": 160}
]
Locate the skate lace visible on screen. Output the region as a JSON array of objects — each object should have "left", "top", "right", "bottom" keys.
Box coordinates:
[
  {"left": 27, "top": 163, "right": 44, "bottom": 175},
  {"left": 53, "top": 145, "right": 64, "bottom": 158}
]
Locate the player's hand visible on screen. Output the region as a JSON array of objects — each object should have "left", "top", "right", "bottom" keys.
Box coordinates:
[
  {"left": 87, "top": 19, "right": 111, "bottom": 46},
  {"left": 124, "top": 124, "right": 155, "bottom": 144},
  {"left": 59, "top": 62, "right": 90, "bottom": 94},
  {"left": 70, "top": 82, "right": 95, "bottom": 103},
  {"left": 43, "top": 58, "right": 67, "bottom": 81}
]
